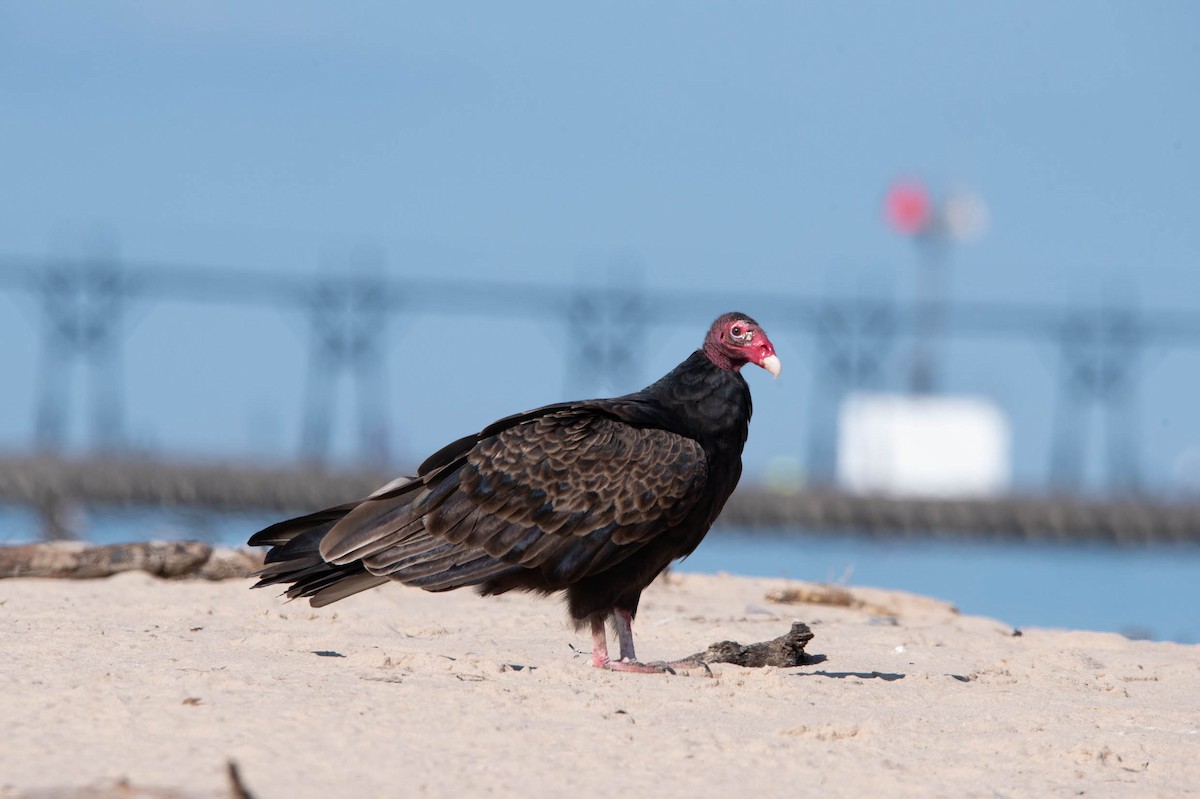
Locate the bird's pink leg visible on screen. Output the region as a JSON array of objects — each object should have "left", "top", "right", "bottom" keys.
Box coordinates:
[
  {"left": 589, "top": 612, "right": 710, "bottom": 675},
  {"left": 590, "top": 616, "right": 611, "bottom": 668},
  {"left": 589, "top": 613, "right": 664, "bottom": 673},
  {"left": 614, "top": 609, "right": 638, "bottom": 662},
  {"left": 599, "top": 611, "right": 671, "bottom": 673}
]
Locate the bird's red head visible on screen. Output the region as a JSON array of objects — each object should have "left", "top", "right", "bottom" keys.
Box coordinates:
[{"left": 702, "top": 312, "right": 781, "bottom": 377}]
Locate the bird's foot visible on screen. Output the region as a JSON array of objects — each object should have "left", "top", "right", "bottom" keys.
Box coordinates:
[
  {"left": 601, "top": 657, "right": 675, "bottom": 675},
  {"left": 597, "top": 657, "right": 712, "bottom": 676},
  {"left": 661, "top": 658, "right": 713, "bottom": 677}
]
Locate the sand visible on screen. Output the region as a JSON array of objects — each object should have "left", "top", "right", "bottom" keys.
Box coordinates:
[{"left": 1, "top": 567, "right": 1197, "bottom": 798}]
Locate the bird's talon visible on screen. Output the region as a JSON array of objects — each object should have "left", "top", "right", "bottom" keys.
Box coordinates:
[{"left": 669, "top": 659, "right": 713, "bottom": 677}]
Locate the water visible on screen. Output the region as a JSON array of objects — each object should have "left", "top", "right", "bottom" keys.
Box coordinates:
[
  {"left": 0, "top": 506, "right": 282, "bottom": 549},
  {"left": 682, "top": 529, "right": 1200, "bottom": 644},
  {"left": 3, "top": 508, "right": 1197, "bottom": 644}
]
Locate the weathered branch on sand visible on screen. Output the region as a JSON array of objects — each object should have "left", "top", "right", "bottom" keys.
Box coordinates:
[
  {"left": 687, "top": 621, "right": 815, "bottom": 667},
  {"left": 0, "top": 541, "right": 263, "bottom": 581}
]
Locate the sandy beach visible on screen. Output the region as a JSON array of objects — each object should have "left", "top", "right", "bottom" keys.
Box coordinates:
[{"left": 1, "top": 562, "right": 1197, "bottom": 798}]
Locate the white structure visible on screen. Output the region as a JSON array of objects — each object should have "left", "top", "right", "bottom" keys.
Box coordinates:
[{"left": 837, "top": 393, "right": 1011, "bottom": 498}]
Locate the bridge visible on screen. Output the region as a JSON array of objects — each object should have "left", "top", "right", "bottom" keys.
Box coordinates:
[
  {"left": 5, "top": 250, "right": 1200, "bottom": 491},
  {"left": 3, "top": 454, "right": 1197, "bottom": 545}
]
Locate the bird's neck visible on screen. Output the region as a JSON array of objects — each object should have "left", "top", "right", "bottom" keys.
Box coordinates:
[
  {"left": 640, "top": 351, "right": 752, "bottom": 444},
  {"left": 701, "top": 340, "right": 743, "bottom": 373}
]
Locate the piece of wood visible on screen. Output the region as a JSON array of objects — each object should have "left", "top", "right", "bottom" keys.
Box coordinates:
[
  {"left": 686, "top": 621, "right": 815, "bottom": 668},
  {"left": 0, "top": 541, "right": 263, "bottom": 580},
  {"left": 766, "top": 583, "right": 857, "bottom": 608}
]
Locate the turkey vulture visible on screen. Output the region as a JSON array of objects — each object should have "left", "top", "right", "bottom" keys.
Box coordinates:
[{"left": 249, "top": 312, "right": 780, "bottom": 673}]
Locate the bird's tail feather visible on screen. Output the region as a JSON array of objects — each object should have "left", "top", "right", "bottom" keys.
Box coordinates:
[
  {"left": 248, "top": 478, "right": 526, "bottom": 606},
  {"left": 249, "top": 509, "right": 388, "bottom": 607}
]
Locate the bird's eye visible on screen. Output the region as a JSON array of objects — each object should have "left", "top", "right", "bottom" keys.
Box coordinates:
[{"left": 730, "top": 323, "right": 752, "bottom": 342}]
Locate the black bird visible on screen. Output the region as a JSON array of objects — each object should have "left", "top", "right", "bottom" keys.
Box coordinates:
[{"left": 249, "top": 312, "right": 780, "bottom": 672}]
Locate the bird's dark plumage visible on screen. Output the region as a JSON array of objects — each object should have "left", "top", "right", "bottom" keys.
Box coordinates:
[{"left": 249, "top": 312, "right": 780, "bottom": 670}]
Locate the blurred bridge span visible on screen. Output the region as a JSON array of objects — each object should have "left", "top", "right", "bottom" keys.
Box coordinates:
[
  {"left": 2, "top": 454, "right": 1197, "bottom": 545},
  {"left": 7, "top": 250, "right": 1200, "bottom": 492}
]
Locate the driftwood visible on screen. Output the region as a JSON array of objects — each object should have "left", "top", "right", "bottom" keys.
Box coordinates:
[
  {"left": 766, "top": 583, "right": 858, "bottom": 608},
  {"left": 687, "top": 622, "right": 815, "bottom": 667},
  {"left": 0, "top": 541, "right": 264, "bottom": 581},
  {"left": 765, "top": 583, "right": 904, "bottom": 617},
  {"left": 766, "top": 582, "right": 959, "bottom": 618}
]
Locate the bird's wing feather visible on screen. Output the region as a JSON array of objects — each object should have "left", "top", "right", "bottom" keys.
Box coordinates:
[
  {"left": 417, "top": 401, "right": 579, "bottom": 475},
  {"left": 457, "top": 411, "right": 706, "bottom": 542},
  {"left": 319, "top": 407, "right": 707, "bottom": 585}
]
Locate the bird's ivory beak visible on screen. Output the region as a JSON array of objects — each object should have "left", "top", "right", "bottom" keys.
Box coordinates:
[{"left": 759, "top": 353, "right": 782, "bottom": 378}]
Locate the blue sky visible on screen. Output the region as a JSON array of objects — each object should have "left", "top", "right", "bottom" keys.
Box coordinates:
[{"left": 1, "top": 3, "right": 1198, "bottom": 491}]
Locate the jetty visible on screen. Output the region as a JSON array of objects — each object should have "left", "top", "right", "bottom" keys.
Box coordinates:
[{"left": 1, "top": 454, "right": 1197, "bottom": 544}]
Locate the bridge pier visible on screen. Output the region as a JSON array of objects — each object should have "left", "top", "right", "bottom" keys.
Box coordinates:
[
  {"left": 34, "top": 250, "right": 130, "bottom": 453},
  {"left": 805, "top": 299, "right": 896, "bottom": 485},
  {"left": 565, "top": 268, "right": 646, "bottom": 395},
  {"left": 1051, "top": 307, "right": 1143, "bottom": 493},
  {"left": 300, "top": 266, "right": 394, "bottom": 468}
]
